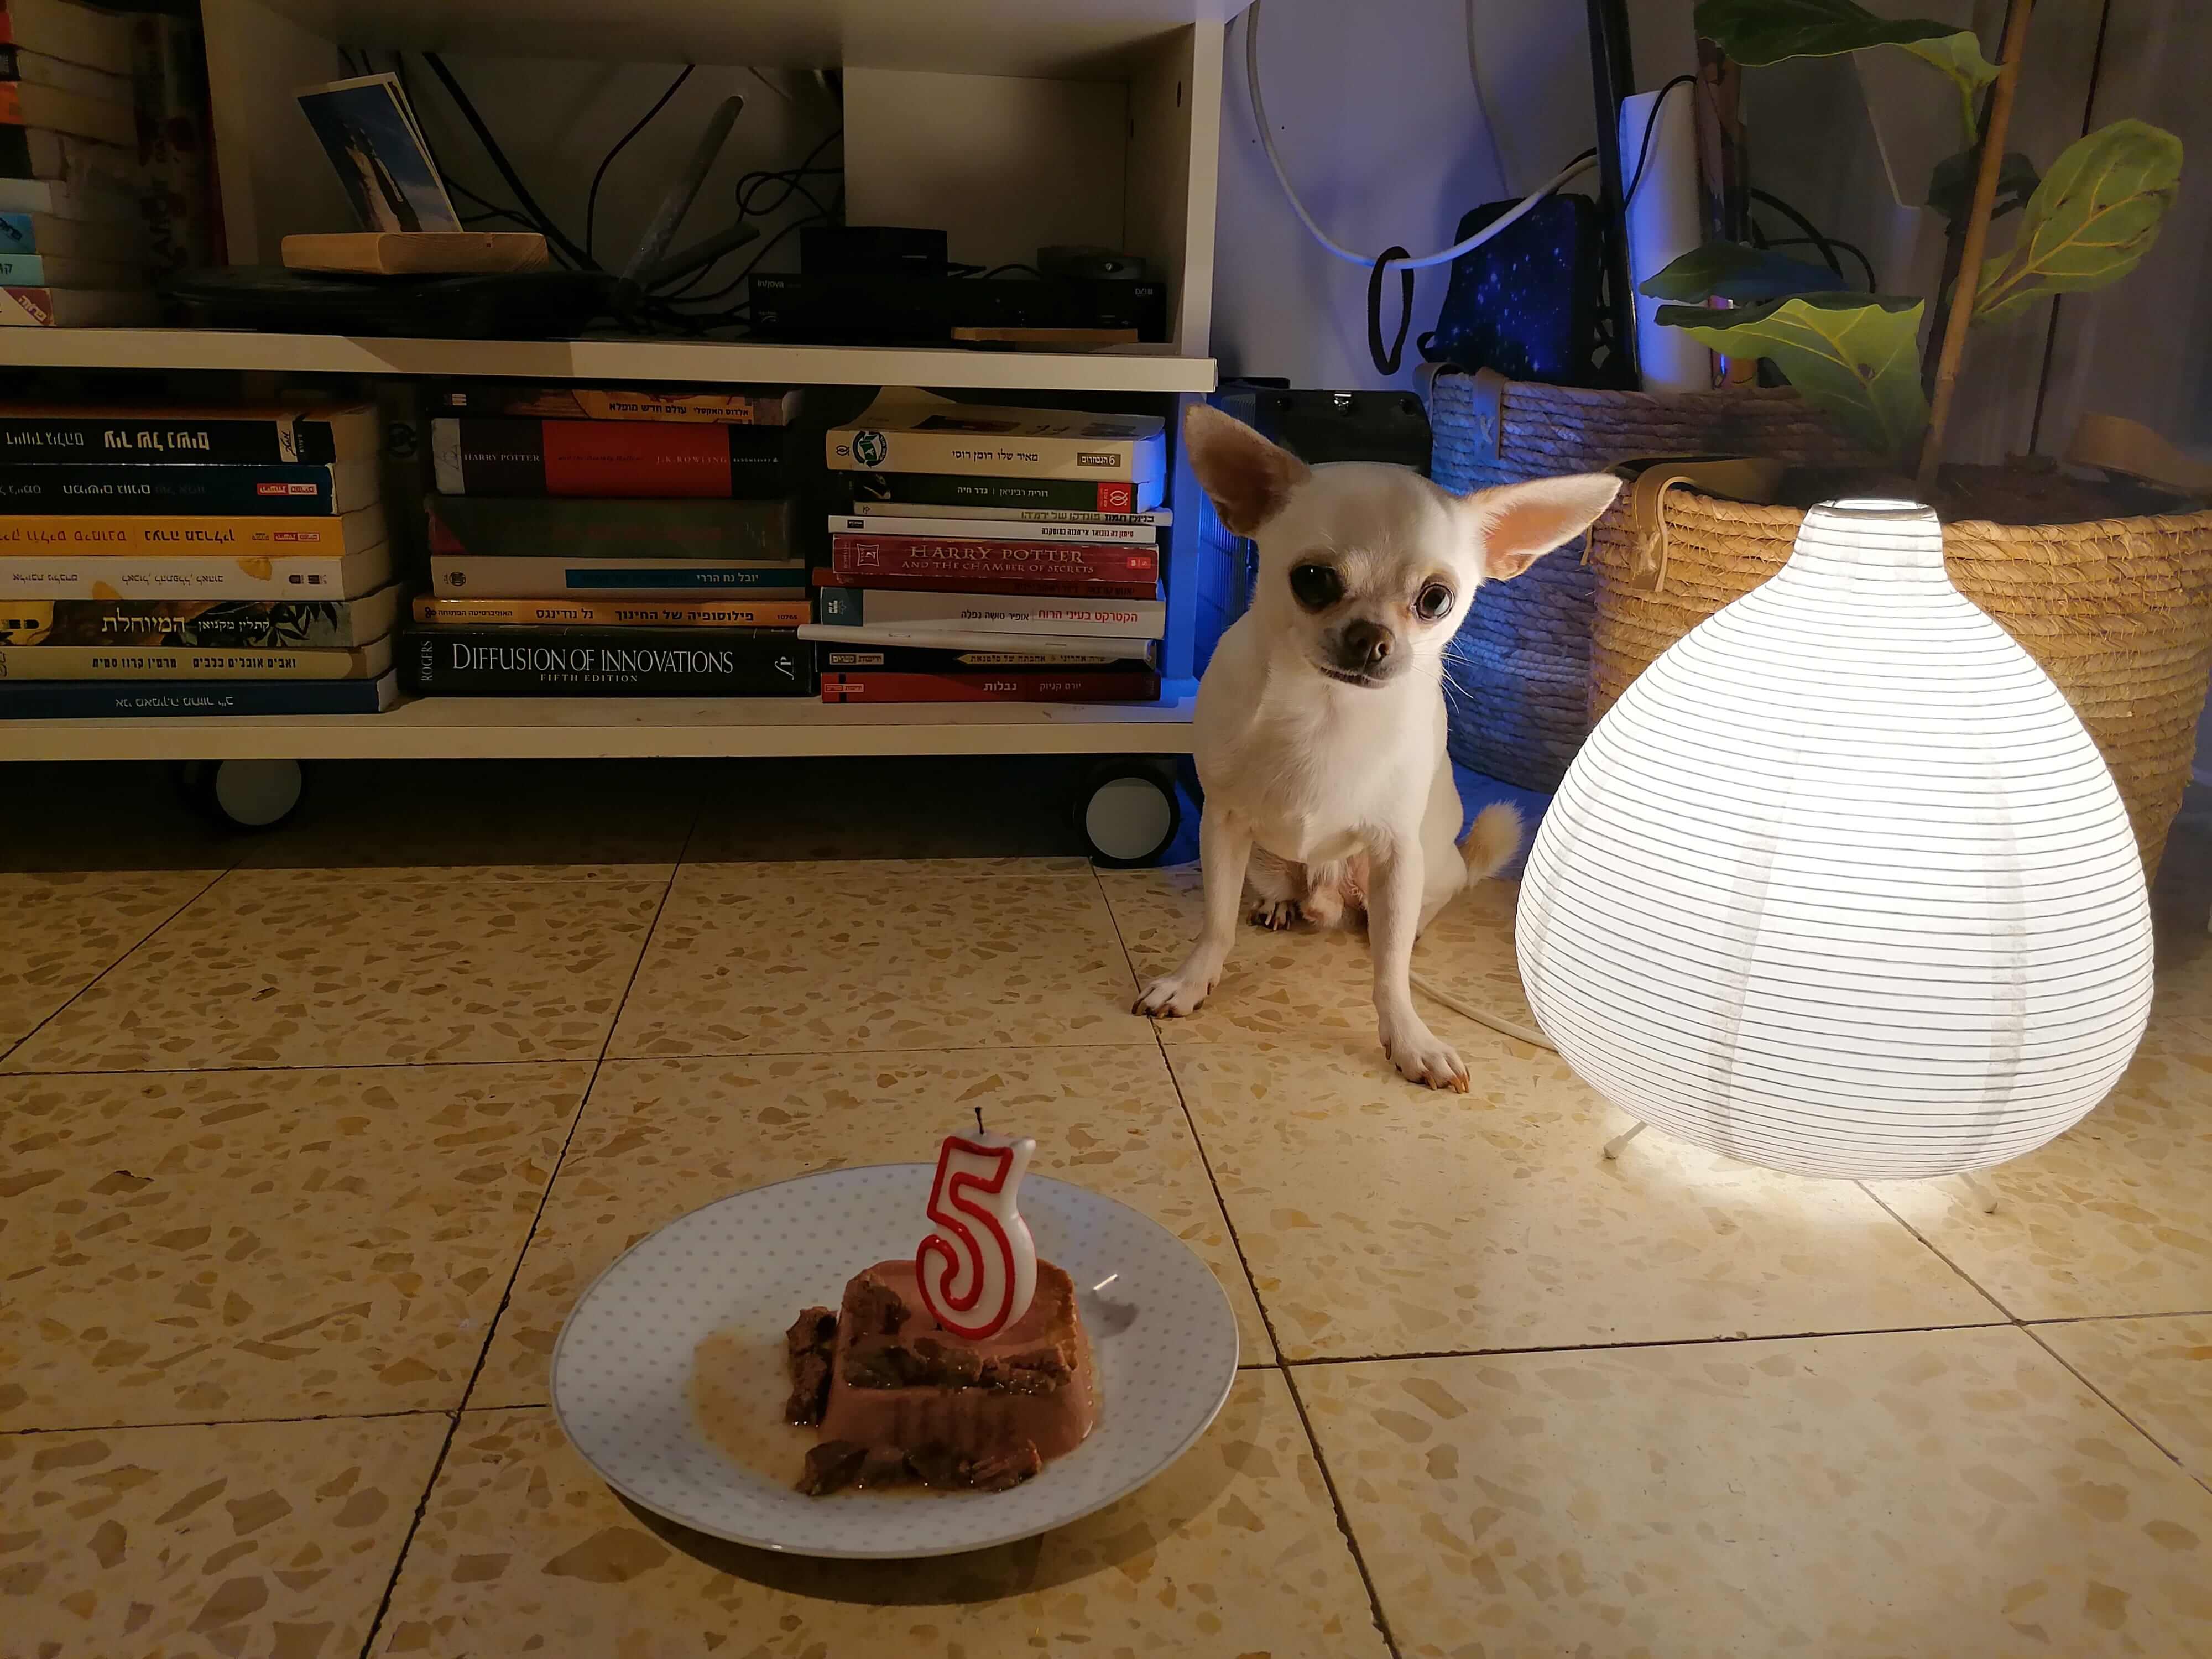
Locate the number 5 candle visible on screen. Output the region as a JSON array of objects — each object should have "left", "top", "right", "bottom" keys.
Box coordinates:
[{"left": 915, "top": 1129, "right": 1038, "bottom": 1340}]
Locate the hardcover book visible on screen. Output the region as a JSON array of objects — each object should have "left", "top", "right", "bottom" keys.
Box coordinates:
[
  {"left": 830, "top": 512, "right": 1155, "bottom": 546},
  {"left": 401, "top": 625, "right": 812, "bottom": 697},
  {"left": 0, "top": 401, "right": 381, "bottom": 463},
  {"left": 0, "top": 503, "right": 387, "bottom": 555},
  {"left": 816, "top": 642, "right": 1156, "bottom": 671},
  {"left": 429, "top": 416, "right": 789, "bottom": 498},
  {"left": 820, "top": 669, "right": 1161, "bottom": 705},
  {"left": 829, "top": 533, "right": 1156, "bottom": 587},
  {"left": 815, "top": 583, "right": 1165, "bottom": 640},
  {"left": 427, "top": 493, "right": 796, "bottom": 561},
  {"left": 0, "top": 673, "right": 400, "bottom": 718},
  {"left": 841, "top": 470, "right": 1162, "bottom": 515},
  {"left": 430, "top": 555, "right": 807, "bottom": 601},
  {"left": 2, "top": 582, "right": 402, "bottom": 646},
  {"left": 827, "top": 401, "right": 1165, "bottom": 483},
  {"left": 411, "top": 594, "right": 810, "bottom": 628},
  {"left": 0, "top": 635, "right": 392, "bottom": 679},
  {"left": 794, "top": 622, "right": 1136, "bottom": 660},
  {"left": 0, "top": 459, "right": 379, "bottom": 514},
  {"left": 431, "top": 383, "right": 800, "bottom": 425},
  {"left": 0, "top": 542, "right": 392, "bottom": 599},
  {"left": 849, "top": 499, "right": 1170, "bottom": 528}
]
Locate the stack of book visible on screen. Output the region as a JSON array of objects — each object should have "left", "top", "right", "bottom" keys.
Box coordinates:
[
  {"left": 400, "top": 384, "right": 812, "bottom": 698},
  {"left": 1, "top": 0, "right": 154, "bottom": 326},
  {"left": 0, "top": 401, "right": 399, "bottom": 717},
  {"left": 810, "top": 399, "right": 1168, "bottom": 705}
]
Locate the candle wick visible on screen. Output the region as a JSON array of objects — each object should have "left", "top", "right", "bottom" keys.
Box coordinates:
[{"left": 972, "top": 1105, "right": 985, "bottom": 1135}]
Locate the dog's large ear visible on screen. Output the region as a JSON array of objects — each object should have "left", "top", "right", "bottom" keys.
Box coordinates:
[
  {"left": 1463, "top": 473, "right": 1623, "bottom": 581},
  {"left": 1184, "top": 405, "right": 1311, "bottom": 535}
]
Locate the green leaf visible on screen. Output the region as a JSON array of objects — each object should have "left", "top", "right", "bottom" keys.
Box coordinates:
[
  {"left": 1638, "top": 242, "right": 1850, "bottom": 303},
  {"left": 1696, "top": 0, "right": 1997, "bottom": 137},
  {"left": 1656, "top": 293, "right": 1929, "bottom": 461},
  {"left": 1927, "top": 148, "right": 2039, "bottom": 221},
  {"left": 1971, "top": 119, "right": 2183, "bottom": 325}
]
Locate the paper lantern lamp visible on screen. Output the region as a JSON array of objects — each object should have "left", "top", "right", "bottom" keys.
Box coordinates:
[{"left": 1517, "top": 499, "right": 2153, "bottom": 1180}]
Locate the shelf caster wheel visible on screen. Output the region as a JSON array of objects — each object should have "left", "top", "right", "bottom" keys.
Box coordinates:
[
  {"left": 176, "top": 759, "right": 306, "bottom": 831},
  {"left": 1074, "top": 760, "right": 1181, "bottom": 868}
]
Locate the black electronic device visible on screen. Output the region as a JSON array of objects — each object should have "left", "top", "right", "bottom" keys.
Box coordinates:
[
  {"left": 800, "top": 225, "right": 950, "bottom": 278},
  {"left": 747, "top": 273, "right": 1168, "bottom": 345},
  {"left": 167, "top": 266, "right": 615, "bottom": 338},
  {"left": 1255, "top": 389, "right": 1432, "bottom": 475},
  {"left": 1038, "top": 245, "right": 1147, "bottom": 282}
]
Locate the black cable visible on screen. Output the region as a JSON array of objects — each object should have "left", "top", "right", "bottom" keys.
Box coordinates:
[
  {"left": 1760, "top": 234, "right": 1879, "bottom": 292},
  {"left": 1624, "top": 74, "right": 1697, "bottom": 207},
  {"left": 586, "top": 65, "right": 693, "bottom": 262},
  {"left": 982, "top": 263, "right": 1042, "bottom": 280},
  {"left": 664, "top": 211, "right": 823, "bottom": 311},
  {"left": 654, "top": 128, "right": 843, "bottom": 299},
  {"left": 421, "top": 51, "right": 597, "bottom": 269},
  {"left": 1746, "top": 186, "right": 1844, "bottom": 278}
]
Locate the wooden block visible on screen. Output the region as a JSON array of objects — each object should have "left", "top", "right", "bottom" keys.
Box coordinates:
[{"left": 281, "top": 232, "right": 549, "bottom": 275}]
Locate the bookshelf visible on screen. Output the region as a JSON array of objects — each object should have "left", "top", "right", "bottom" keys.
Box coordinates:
[{"left": 5, "top": 2, "right": 1237, "bottom": 790}]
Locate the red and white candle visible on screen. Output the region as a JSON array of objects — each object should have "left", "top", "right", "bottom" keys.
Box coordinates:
[{"left": 915, "top": 1130, "right": 1037, "bottom": 1340}]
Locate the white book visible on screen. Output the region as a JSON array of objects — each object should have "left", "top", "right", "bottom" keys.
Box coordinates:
[
  {"left": 860, "top": 500, "right": 1172, "bottom": 528},
  {"left": 796, "top": 624, "right": 1142, "bottom": 660},
  {"left": 0, "top": 0, "right": 134, "bottom": 75},
  {"left": 0, "top": 176, "right": 143, "bottom": 223},
  {"left": 0, "top": 635, "right": 394, "bottom": 680},
  {"left": 0, "top": 542, "right": 393, "bottom": 600},
  {"left": 828, "top": 513, "right": 1156, "bottom": 546}
]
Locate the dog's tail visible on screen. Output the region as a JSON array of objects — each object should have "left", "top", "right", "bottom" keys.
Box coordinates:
[{"left": 1459, "top": 802, "right": 1524, "bottom": 882}]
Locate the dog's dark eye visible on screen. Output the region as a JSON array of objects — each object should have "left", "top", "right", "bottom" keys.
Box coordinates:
[
  {"left": 1413, "top": 582, "right": 1455, "bottom": 622},
  {"left": 1288, "top": 564, "right": 1343, "bottom": 610}
]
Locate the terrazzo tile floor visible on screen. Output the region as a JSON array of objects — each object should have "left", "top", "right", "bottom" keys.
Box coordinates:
[{"left": 4, "top": 758, "right": 2210, "bottom": 1659}]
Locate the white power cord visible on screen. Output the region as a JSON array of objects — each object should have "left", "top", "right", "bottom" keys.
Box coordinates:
[
  {"left": 1408, "top": 969, "right": 1558, "bottom": 1052},
  {"left": 1243, "top": 0, "right": 1594, "bottom": 271}
]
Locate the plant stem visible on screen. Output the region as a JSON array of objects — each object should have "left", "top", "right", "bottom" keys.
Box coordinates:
[{"left": 1917, "top": 0, "right": 2034, "bottom": 494}]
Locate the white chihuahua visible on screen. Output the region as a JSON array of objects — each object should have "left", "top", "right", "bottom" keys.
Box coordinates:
[{"left": 1134, "top": 406, "right": 1621, "bottom": 1090}]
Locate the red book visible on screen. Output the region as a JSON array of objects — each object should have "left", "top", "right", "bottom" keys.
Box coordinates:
[
  {"left": 429, "top": 417, "right": 787, "bottom": 498},
  {"left": 821, "top": 669, "right": 1163, "bottom": 705},
  {"left": 831, "top": 533, "right": 1156, "bottom": 588}
]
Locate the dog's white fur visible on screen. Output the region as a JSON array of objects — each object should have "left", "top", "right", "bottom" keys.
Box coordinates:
[{"left": 1135, "top": 406, "right": 1621, "bottom": 1089}]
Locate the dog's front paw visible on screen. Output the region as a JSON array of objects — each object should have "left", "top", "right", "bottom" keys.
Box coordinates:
[
  {"left": 1134, "top": 968, "right": 1216, "bottom": 1019},
  {"left": 1250, "top": 898, "right": 1300, "bottom": 931},
  {"left": 1381, "top": 1019, "right": 1471, "bottom": 1093}
]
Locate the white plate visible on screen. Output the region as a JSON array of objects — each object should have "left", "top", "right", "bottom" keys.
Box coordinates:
[{"left": 550, "top": 1164, "right": 1241, "bottom": 1559}]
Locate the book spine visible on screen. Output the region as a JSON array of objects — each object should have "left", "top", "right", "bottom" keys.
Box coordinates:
[
  {"left": 0, "top": 676, "right": 399, "bottom": 718},
  {"left": 827, "top": 425, "right": 1163, "bottom": 482},
  {"left": 841, "top": 471, "right": 1162, "bottom": 514},
  {"left": 1, "top": 589, "right": 398, "bottom": 648},
  {"left": 817, "top": 567, "right": 1156, "bottom": 601},
  {"left": 821, "top": 669, "right": 1161, "bottom": 705},
  {"left": 0, "top": 642, "right": 381, "bottom": 679},
  {"left": 430, "top": 556, "right": 809, "bottom": 599},
  {"left": 432, "top": 383, "right": 797, "bottom": 424},
  {"left": 0, "top": 511, "right": 373, "bottom": 554},
  {"left": 411, "top": 594, "right": 811, "bottom": 628},
  {"left": 0, "top": 2, "right": 135, "bottom": 77},
  {"left": 0, "top": 413, "right": 332, "bottom": 463},
  {"left": 0, "top": 177, "right": 141, "bottom": 220},
  {"left": 426, "top": 495, "right": 796, "bottom": 560},
  {"left": 429, "top": 418, "right": 786, "bottom": 499},
  {"left": 831, "top": 533, "right": 1157, "bottom": 586},
  {"left": 0, "top": 549, "right": 379, "bottom": 599},
  {"left": 401, "top": 627, "right": 813, "bottom": 697},
  {"left": 815, "top": 643, "right": 1155, "bottom": 671},
  {"left": 831, "top": 512, "right": 1154, "bottom": 545},
  {"left": 0, "top": 462, "right": 348, "bottom": 514},
  {"left": 0, "top": 207, "right": 144, "bottom": 259},
  {"left": 863, "top": 500, "right": 1171, "bottom": 527},
  {"left": 0, "top": 250, "right": 132, "bottom": 285},
  {"left": 822, "top": 586, "right": 1166, "bottom": 637}
]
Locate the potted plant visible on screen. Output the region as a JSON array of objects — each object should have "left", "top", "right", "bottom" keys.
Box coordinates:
[{"left": 1583, "top": 0, "right": 2212, "bottom": 878}]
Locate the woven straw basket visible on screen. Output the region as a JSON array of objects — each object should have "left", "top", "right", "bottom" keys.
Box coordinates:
[
  {"left": 1427, "top": 368, "right": 1870, "bottom": 789},
  {"left": 1588, "top": 489, "right": 2212, "bottom": 877}
]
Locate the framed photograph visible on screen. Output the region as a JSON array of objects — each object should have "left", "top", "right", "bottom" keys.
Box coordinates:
[{"left": 296, "top": 73, "right": 462, "bottom": 234}]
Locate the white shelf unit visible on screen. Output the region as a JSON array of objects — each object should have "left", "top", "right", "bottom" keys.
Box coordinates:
[{"left": 2, "top": 0, "right": 1237, "bottom": 768}]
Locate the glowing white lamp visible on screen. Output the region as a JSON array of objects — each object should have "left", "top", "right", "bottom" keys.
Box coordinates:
[{"left": 1517, "top": 499, "right": 2153, "bottom": 1180}]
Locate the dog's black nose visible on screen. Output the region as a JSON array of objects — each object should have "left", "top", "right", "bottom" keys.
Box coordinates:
[{"left": 1336, "top": 620, "right": 1395, "bottom": 674}]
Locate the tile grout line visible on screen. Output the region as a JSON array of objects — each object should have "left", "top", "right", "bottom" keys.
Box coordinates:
[
  {"left": 0, "top": 862, "right": 238, "bottom": 1071},
  {"left": 2014, "top": 1319, "right": 2210, "bottom": 1489},
  {"left": 0, "top": 1404, "right": 457, "bottom": 1438},
  {"left": 353, "top": 794, "right": 706, "bottom": 1659},
  {"left": 1090, "top": 864, "right": 1405, "bottom": 1659},
  {"left": 1277, "top": 1318, "right": 2021, "bottom": 1369},
  {"left": 1856, "top": 1181, "right": 2025, "bottom": 1323}
]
